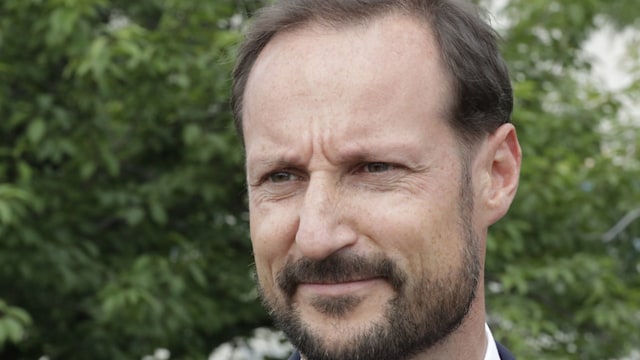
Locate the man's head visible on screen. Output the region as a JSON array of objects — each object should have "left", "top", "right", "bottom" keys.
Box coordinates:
[{"left": 233, "top": 1, "right": 521, "bottom": 359}]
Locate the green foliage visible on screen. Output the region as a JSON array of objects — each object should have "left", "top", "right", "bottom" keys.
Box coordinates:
[
  {"left": 0, "top": 299, "right": 32, "bottom": 348},
  {"left": 0, "top": 0, "right": 268, "bottom": 358},
  {"left": 485, "top": 0, "right": 640, "bottom": 358},
  {"left": 0, "top": 0, "right": 638, "bottom": 359}
]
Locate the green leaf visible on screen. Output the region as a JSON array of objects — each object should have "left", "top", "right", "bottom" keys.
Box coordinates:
[{"left": 26, "top": 118, "right": 46, "bottom": 144}]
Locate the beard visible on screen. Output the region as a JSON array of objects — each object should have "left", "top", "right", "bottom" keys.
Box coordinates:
[{"left": 255, "top": 166, "right": 481, "bottom": 360}]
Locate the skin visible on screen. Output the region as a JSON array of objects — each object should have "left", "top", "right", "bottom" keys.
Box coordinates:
[{"left": 243, "top": 13, "right": 521, "bottom": 360}]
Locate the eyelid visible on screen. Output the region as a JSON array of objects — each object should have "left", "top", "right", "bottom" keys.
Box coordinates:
[
  {"left": 261, "top": 168, "right": 306, "bottom": 184},
  {"left": 355, "top": 161, "right": 397, "bottom": 173},
  {"left": 269, "top": 171, "right": 300, "bottom": 182}
]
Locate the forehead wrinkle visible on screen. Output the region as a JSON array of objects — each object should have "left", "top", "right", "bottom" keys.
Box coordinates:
[
  {"left": 246, "top": 141, "right": 310, "bottom": 168},
  {"left": 244, "top": 13, "right": 454, "bottom": 172}
]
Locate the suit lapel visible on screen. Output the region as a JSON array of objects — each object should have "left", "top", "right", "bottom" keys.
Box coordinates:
[{"left": 496, "top": 341, "right": 516, "bottom": 360}]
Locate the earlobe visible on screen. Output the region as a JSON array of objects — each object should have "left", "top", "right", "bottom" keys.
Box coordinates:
[{"left": 482, "top": 123, "right": 522, "bottom": 225}]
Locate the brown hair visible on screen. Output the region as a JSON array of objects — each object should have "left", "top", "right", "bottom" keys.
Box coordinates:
[{"left": 231, "top": 0, "right": 512, "bottom": 149}]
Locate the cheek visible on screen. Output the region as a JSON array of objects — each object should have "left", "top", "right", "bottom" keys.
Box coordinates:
[
  {"left": 249, "top": 202, "right": 298, "bottom": 283},
  {"left": 364, "top": 190, "right": 464, "bottom": 276}
]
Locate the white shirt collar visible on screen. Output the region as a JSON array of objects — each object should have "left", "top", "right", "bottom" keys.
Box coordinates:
[{"left": 484, "top": 323, "right": 501, "bottom": 360}]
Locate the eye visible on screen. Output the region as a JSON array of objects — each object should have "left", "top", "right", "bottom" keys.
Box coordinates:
[
  {"left": 363, "top": 162, "right": 393, "bottom": 173},
  {"left": 268, "top": 171, "right": 300, "bottom": 183}
]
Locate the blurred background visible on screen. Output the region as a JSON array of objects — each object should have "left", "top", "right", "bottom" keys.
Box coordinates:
[{"left": 0, "top": 0, "right": 638, "bottom": 358}]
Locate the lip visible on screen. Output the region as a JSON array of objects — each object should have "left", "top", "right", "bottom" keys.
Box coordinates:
[{"left": 297, "top": 278, "right": 385, "bottom": 297}]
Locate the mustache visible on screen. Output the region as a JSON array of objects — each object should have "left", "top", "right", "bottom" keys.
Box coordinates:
[{"left": 276, "top": 253, "right": 406, "bottom": 298}]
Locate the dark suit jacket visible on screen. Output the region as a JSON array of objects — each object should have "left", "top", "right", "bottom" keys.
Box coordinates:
[
  {"left": 287, "top": 341, "right": 515, "bottom": 359},
  {"left": 496, "top": 341, "right": 516, "bottom": 360}
]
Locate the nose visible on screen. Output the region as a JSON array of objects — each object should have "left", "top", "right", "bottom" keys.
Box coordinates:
[{"left": 294, "top": 176, "right": 358, "bottom": 260}]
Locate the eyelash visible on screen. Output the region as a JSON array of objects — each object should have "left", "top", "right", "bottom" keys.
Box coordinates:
[
  {"left": 267, "top": 171, "right": 300, "bottom": 183},
  {"left": 256, "top": 169, "right": 302, "bottom": 185},
  {"left": 358, "top": 162, "right": 394, "bottom": 173}
]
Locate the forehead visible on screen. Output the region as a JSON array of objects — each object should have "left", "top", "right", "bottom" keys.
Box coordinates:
[
  {"left": 244, "top": 14, "right": 451, "bottom": 110},
  {"left": 241, "top": 13, "right": 455, "bottom": 157}
]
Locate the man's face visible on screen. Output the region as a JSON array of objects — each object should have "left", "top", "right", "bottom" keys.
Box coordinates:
[{"left": 243, "top": 15, "right": 484, "bottom": 360}]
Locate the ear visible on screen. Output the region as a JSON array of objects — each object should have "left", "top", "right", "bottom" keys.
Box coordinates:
[{"left": 476, "top": 123, "right": 522, "bottom": 226}]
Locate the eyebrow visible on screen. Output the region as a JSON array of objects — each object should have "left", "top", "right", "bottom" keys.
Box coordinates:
[
  {"left": 245, "top": 155, "right": 304, "bottom": 174},
  {"left": 334, "top": 142, "right": 421, "bottom": 164},
  {"left": 246, "top": 141, "right": 423, "bottom": 169}
]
